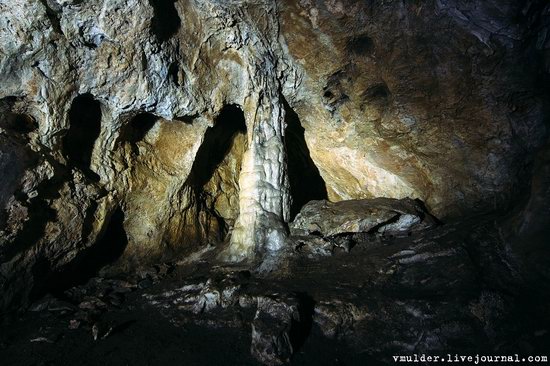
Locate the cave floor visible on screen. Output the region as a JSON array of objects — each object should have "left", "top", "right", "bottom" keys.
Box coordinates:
[{"left": 1, "top": 214, "right": 549, "bottom": 366}]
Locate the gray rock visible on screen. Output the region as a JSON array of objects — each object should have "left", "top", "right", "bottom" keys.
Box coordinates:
[
  {"left": 250, "top": 297, "right": 299, "bottom": 366},
  {"left": 290, "top": 197, "right": 437, "bottom": 237},
  {"left": 0, "top": 0, "right": 548, "bottom": 317}
]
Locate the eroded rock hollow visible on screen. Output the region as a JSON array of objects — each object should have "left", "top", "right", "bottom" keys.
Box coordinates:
[{"left": 1, "top": 0, "right": 550, "bottom": 364}]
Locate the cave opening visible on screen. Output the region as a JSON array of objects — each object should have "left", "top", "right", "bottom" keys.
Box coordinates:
[
  {"left": 63, "top": 94, "right": 102, "bottom": 178},
  {"left": 185, "top": 104, "right": 247, "bottom": 242},
  {"left": 283, "top": 98, "right": 328, "bottom": 220},
  {"left": 78, "top": 206, "right": 129, "bottom": 279},
  {"left": 119, "top": 112, "right": 158, "bottom": 146},
  {"left": 148, "top": 0, "right": 181, "bottom": 43},
  {"left": 32, "top": 206, "right": 128, "bottom": 300},
  {"left": 187, "top": 105, "right": 247, "bottom": 189},
  {"left": 4, "top": 113, "right": 37, "bottom": 134}
]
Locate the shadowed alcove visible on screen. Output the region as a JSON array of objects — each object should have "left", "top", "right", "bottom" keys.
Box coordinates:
[
  {"left": 148, "top": 0, "right": 181, "bottom": 43},
  {"left": 283, "top": 98, "right": 327, "bottom": 220},
  {"left": 30, "top": 206, "right": 128, "bottom": 300},
  {"left": 187, "top": 105, "right": 247, "bottom": 189},
  {"left": 118, "top": 112, "right": 159, "bottom": 157},
  {"left": 183, "top": 104, "right": 247, "bottom": 243},
  {"left": 63, "top": 94, "right": 102, "bottom": 178}
]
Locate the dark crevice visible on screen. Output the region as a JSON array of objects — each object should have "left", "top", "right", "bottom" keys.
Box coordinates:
[
  {"left": 347, "top": 34, "right": 375, "bottom": 56},
  {"left": 289, "top": 292, "right": 315, "bottom": 356},
  {"left": 186, "top": 105, "right": 246, "bottom": 189},
  {"left": 168, "top": 61, "right": 181, "bottom": 86},
  {"left": 175, "top": 114, "right": 198, "bottom": 124},
  {"left": 363, "top": 83, "right": 390, "bottom": 101},
  {"left": 38, "top": 0, "right": 63, "bottom": 35},
  {"left": 63, "top": 94, "right": 102, "bottom": 180},
  {"left": 4, "top": 113, "right": 37, "bottom": 134},
  {"left": 0, "top": 98, "right": 37, "bottom": 135},
  {"left": 366, "top": 213, "right": 402, "bottom": 234},
  {"left": 35, "top": 206, "right": 129, "bottom": 299},
  {"left": 119, "top": 113, "right": 159, "bottom": 145},
  {"left": 322, "top": 70, "right": 351, "bottom": 113},
  {"left": 283, "top": 98, "right": 328, "bottom": 220},
  {"left": 148, "top": 0, "right": 181, "bottom": 43},
  {"left": 184, "top": 104, "right": 247, "bottom": 241}
]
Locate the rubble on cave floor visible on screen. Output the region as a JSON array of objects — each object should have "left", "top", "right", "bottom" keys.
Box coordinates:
[{"left": 1, "top": 213, "right": 549, "bottom": 365}]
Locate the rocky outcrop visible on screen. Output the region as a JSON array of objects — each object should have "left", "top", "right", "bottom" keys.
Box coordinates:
[
  {"left": 136, "top": 210, "right": 549, "bottom": 364},
  {"left": 250, "top": 296, "right": 299, "bottom": 365},
  {"left": 1, "top": 0, "right": 549, "bottom": 313},
  {"left": 290, "top": 197, "right": 437, "bottom": 237},
  {"left": 3, "top": 198, "right": 549, "bottom": 364}
]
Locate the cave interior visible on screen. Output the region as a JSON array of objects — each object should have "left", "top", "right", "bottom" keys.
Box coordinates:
[{"left": 1, "top": 1, "right": 550, "bottom": 365}]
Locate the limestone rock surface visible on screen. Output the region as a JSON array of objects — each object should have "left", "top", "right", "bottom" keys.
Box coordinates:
[
  {"left": 0, "top": 0, "right": 549, "bottom": 312},
  {"left": 290, "top": 197, "right": 437, "bottom": 237}
]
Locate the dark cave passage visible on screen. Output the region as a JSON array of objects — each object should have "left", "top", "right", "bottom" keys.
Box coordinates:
[
  {"left": 63, "top": 94, "right": 102, "bottom": 177},
  {"left": 187, "top": 104, "right": 247, "bottom": 189},
  {"left": 54, "top": 207, "right": 128, "bottom": 294},
  {"left": 284, "top": 99, "right": 328, "bottom": 220},
  {"left": 119, "top": 112, "right": 159, "bottom": 145},
  {"left": 84, "top": 206, "right": 129, "bottom": 275},
  {"left": 183, "top": 104, "right": 247, "bottom": 242},
  {"left": 4, "top": 113, "right": 37, "bottom": 134},
  {"left": 148, "top": 0, "right": 181, "bottom": 43}
]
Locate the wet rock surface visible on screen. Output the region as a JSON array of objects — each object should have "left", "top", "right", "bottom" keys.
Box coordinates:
[{"left": 1, "top": 211, "right": 549, "bottom": 365}]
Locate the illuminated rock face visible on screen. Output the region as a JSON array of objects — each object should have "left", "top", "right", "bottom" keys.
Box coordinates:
[
  {"left": 279, "top": 0, "right": 549, "bottom": 217},
  {"left": 0, "top": 0, "right": 549, "bottom": 310}
]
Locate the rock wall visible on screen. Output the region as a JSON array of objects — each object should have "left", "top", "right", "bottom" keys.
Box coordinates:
[
  {"left": 1, "top": 0, "right": 549, "bottom": 311},
  {"left": 280, "top": 0, "right": 549, "bottom": 214}
]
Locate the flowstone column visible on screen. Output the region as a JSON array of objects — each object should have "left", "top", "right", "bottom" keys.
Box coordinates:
[{"left": 225, "top": 89, "right": 291, "bottom": 263}]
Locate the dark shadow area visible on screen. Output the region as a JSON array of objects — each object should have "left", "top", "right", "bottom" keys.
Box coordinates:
[
  {"left": 175, "top": 113, "right": 198, "bottom": 124},
  {"left": 289, "top": 292, "right": 315, "bottom": 356},
  {"left": 119, "top": 112, "right": 159, "bottom": 145},
  {"left": 70, "top": 206, "right": 128, "bottom": 284},
  {"left": 363, "top": 82, "right": 390, "bottom": 102},
  {"left": 168, "top": 61, "right": 181, "bottom": 86},
  {"left": 283, "top": 98, "right": 327, "bottom": 220},
  {"left": 109, "top": 319, "right": 138, "bottom": 336},
  {"left": 186, "top": 104, "right": 246, "bottom": 189},
  {"left": 413, "top": 198, "right": 443, "bottom": 225},
  {"left": 33, "top": 206, "right": 129, "bottom": 299},
  {"left": 4, "top": 113, "right": 37, "bottom": 134},
  {"left": 148, "top": 0, "right": 181, "bottom": 43},
  {"left": 37, "top": 0, "right": 63, "bottom": 34},
  {"left": 347, "top": 34, "right": 374, "bottom": 56},
  {"left": 181, "top": 104, "right": 246, "bottom": 244},
  {"left": 63, "top": 94, "right": 101, "bottom": 179}
]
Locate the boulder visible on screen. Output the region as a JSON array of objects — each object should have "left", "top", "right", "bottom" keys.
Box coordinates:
[{"left": 290, "top": 198, "right": 437, "bottom": 237}]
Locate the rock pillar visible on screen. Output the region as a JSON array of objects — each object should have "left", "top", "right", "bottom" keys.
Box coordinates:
[{"left": 225, "top": 88, "right": 290, "bottom": 262}]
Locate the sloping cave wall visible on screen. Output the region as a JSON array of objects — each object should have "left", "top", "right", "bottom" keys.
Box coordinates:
[{"left": 0, "top": 0, "right": 549, "bottom": 312}]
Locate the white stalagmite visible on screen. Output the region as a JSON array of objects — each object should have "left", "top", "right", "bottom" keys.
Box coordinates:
[{"left": 226, "top": 87, "right": 291, "bottom": 262}]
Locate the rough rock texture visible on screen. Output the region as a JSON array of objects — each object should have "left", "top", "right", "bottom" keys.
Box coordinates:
[
  {"left": 1, "top": 173, "right": 550, "bottom": 364},
  {"left": 250, "top": 296, "right": 299, "bottom": 365},
  {"left": 290, "top": 197, "right": 437, "bottom": 237},
  {"left": 280, "top": 0, "right": 549, "bottom": 216},
  {"left": 1, "top": 0, "right": 549, "bottom": 312}
]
